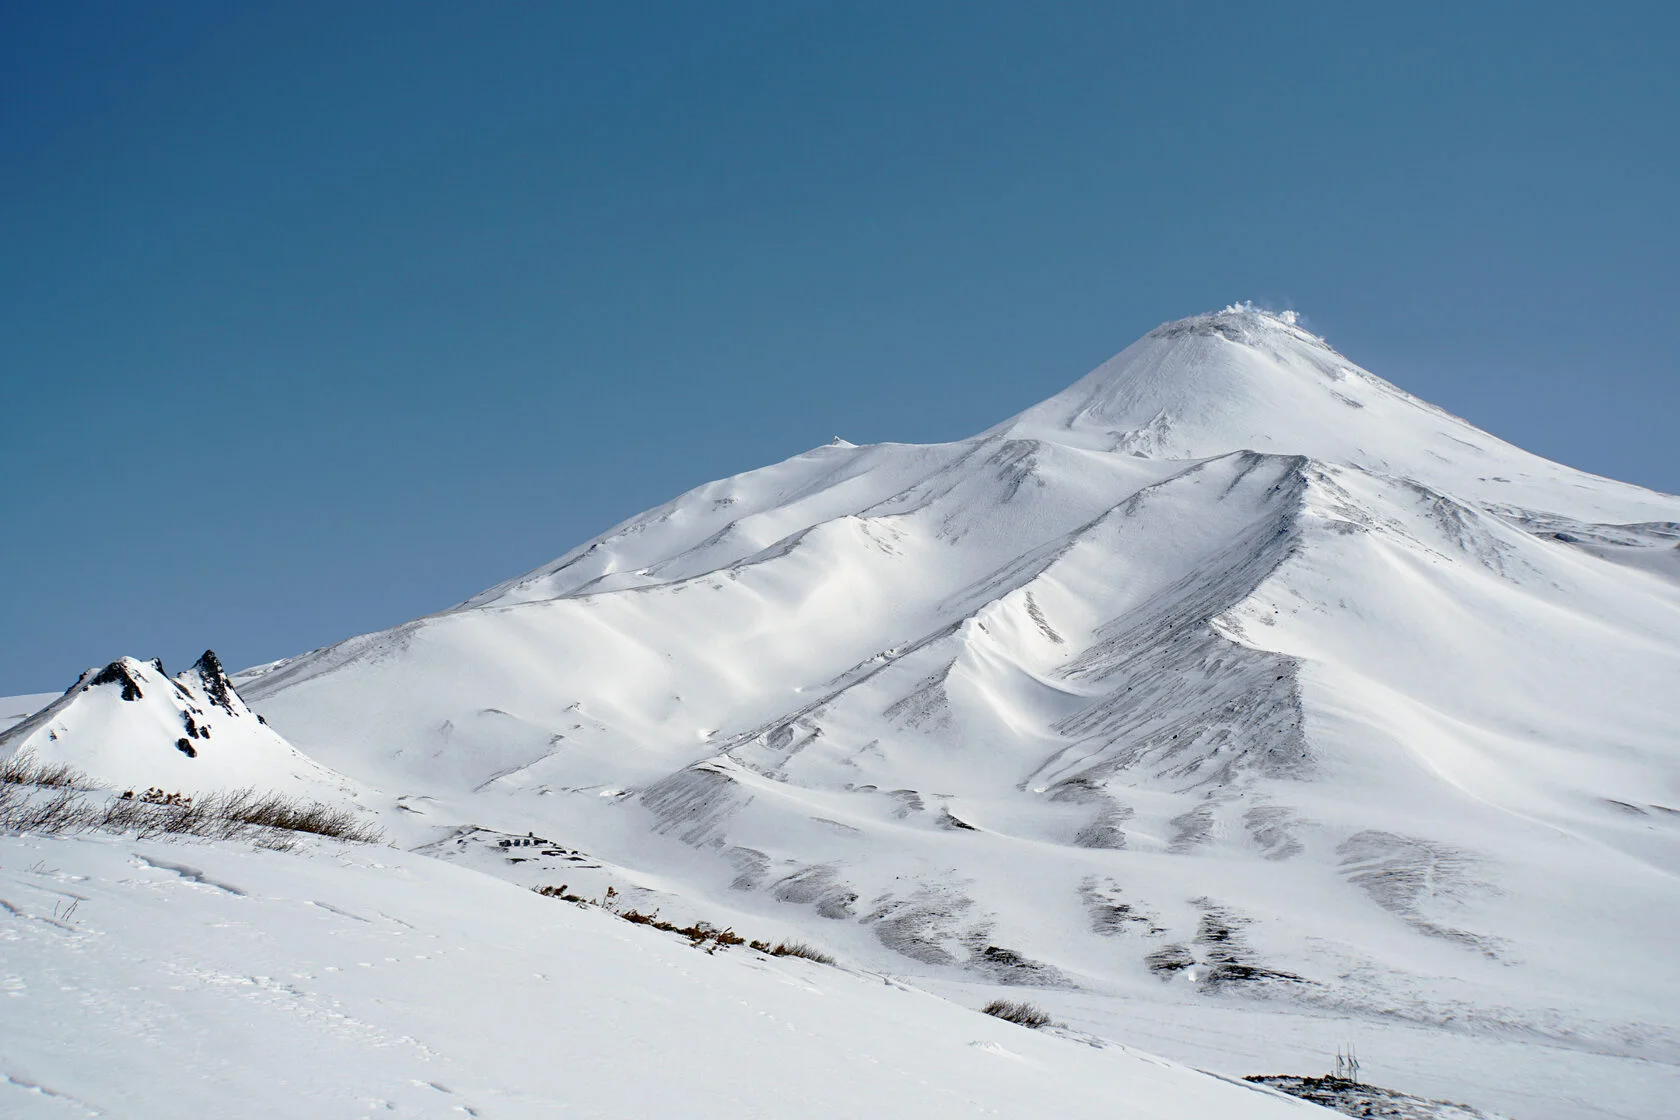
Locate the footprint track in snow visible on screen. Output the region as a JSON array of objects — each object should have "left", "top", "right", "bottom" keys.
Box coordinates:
[{"left": 1, "top": 1072, "right": 102, "bottom": 1117}]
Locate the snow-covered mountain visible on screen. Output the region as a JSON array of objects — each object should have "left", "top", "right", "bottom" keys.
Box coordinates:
[
  {"left": 200, "top": 304, "right": 1677, "bottom": 1119},
  {"left": 5, "top": 305, "right": 1676, "bottom": 1118},
  {"left": 1, "top": 651, "right": 354, "bottom": 798}
]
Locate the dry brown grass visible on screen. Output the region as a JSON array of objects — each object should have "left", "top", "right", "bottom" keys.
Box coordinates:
[
  {"left": 215, "top": 790, "right": 383, "bottom": 842},
  {"left": 0, "top": 765, "right": 381, "bottom": 847},
  {"left": 761, "top": 940, "right": 835, "bottom": 964},
  {"left": 535, "top": 887, "right": 808, "bottom": 958}
]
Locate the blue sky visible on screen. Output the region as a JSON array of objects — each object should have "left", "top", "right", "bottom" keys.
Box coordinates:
[{"left": 2, "top": 2, "right": 1676, "bottom": 693}]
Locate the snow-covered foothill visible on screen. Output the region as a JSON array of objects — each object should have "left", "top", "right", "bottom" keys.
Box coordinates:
[{"left": 0, "top": 651, "right": 355, "bottom": 800}]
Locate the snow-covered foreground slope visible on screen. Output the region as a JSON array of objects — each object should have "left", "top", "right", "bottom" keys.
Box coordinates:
[
  {"left": 0, "top": 828, "right": 1323, "bottom": 1120},
  {"left": 7, "top": 305, "right": 1677, "bottom": 1118}
]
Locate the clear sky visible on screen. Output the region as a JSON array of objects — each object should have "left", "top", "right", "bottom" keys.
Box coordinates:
[{"left": 2, "top": 2, "right": 1676, "bottom": 694}]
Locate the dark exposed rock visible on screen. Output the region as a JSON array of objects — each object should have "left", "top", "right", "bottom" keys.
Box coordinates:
[
  {"left": 192, "top": 650, "right": 238, "bottom": 714},
  {"left": 972, "top": 943, "right": 1066, "bottom": 986},
  {"left": 1079, "top": 877, "right": 1166, "bottom": 936},
  {"left": 771, "top": 864, "right": 859, "bottom": 919},
  {"left": 1053, "top": 780, "right": 1134, "bottom": 849},
  {"left": 861, "top": 886, "right": 975, "bottom": 966},
  {"left": 90, "top": 660, "right": 145, "bottom": 701},
  {"left": 1146, "top": 943, "right": 1195, "bottom": 977},
  {"left": 1144, "top": 904, "right": 1307, "bottom": 986},
  {"left": 1244, "top": 1075, "right": 1500, "bottom": 1119},
  {"left": 1193, "top": 904, "right": 1305, "bottom": 987}
]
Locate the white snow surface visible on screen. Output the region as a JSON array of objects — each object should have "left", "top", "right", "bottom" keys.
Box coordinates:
[
  {"left": 0, "top": 829, "right": 1321, "bottom": 1120},
  {"left": 6, "top": 305, "right": 1678, "bottom": 1118}
]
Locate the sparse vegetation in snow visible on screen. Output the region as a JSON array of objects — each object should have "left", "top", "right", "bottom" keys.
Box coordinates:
[
  {"left": 981, "top": 999, "right": 1054, "bottom": 1029},
  {"left": 532, "top": 882, "right": 835, "bottom": 962},
  {"left": 0, "top": 755, "right": 381, "bottom": 846}
]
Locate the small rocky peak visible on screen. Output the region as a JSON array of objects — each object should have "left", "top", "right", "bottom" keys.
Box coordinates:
[{"left": 190, "top": 649, "right": 240, "bottom": 714}]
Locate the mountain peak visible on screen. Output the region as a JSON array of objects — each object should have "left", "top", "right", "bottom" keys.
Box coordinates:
[
  {"left": 190, "top": 649, "right": 239, "bottom": 714},
  {"left": 995, "top": 306, "right": 1674, "bottom": 521},
  {"left": 998, "top": 303, "right": 1365, "bottom": 454},
  {"left": 1149, "top": 302, "right": 1312, "bottom": 344}
]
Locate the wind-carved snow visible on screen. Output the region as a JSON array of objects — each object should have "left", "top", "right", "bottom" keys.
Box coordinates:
[{"left": 13, "top": 304, "right": 1678, "bottom": 1120}]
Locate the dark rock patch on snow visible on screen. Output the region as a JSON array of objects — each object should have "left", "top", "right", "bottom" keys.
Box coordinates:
[
  {"left": 89, "top": 660, "right": 146, "bottom": 701},
  {"left": 1245, "top": 1075, "right": 1504, "bottom": 1119}
]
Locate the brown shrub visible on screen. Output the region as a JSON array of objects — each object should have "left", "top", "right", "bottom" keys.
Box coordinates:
[
  {"left": 0, "top": 750, "right": 91, "bottom": 790},
  {"left": 0, "top": 773, "right": 381, "bottom": 846},
  {"left": 215, "top": 789, "right": 383, "bottom": 843},
  {"left": 768, "top": 940, "right": 835, "bottom": 965},
  {"left": 981, "top": 999, "right": 1053, "bottom": 1028},
  {"left": 0, "top": 784, "right": 94, "bottom": 834}
]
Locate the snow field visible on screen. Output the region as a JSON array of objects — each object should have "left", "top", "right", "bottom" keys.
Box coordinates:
[{"left": 0, "top": 829, "right": 1321, "bottom": 1120}]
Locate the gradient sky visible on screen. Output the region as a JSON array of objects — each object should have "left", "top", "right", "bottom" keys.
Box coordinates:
[{"left": 3, "top": 2, "right": 1676, "bottom": 694}]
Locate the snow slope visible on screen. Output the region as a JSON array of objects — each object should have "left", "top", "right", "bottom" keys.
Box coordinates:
[{"left": 0, "top": 828, "right": 1323, "bottom": 1120}]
